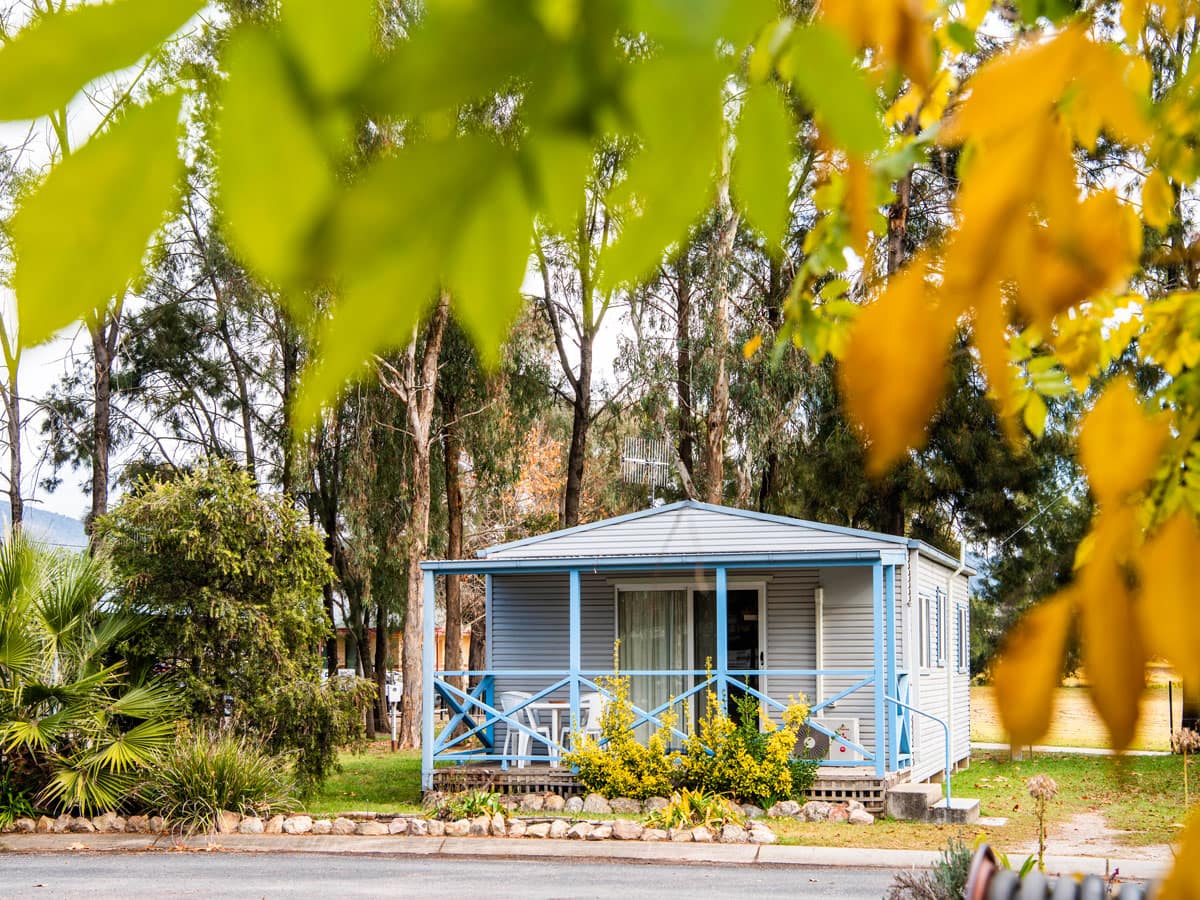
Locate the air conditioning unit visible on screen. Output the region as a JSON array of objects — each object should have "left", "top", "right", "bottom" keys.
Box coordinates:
[{"left": 811, "top": 717, "right": 861, "bottom": 762}]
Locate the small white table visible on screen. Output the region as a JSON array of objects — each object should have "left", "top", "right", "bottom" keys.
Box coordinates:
[{"left": 529, "top": 700, "right": 571, "bottom": 766}]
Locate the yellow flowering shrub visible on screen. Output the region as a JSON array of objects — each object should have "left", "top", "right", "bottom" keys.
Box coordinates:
[
  {"left": 562, "top": 665, "right": 681, "bottom": 800},
  {"left": 682, "top": 689, "right": 811, "bottom": 807}
]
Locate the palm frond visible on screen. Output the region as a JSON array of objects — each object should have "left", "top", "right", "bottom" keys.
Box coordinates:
[
  {"left": 39, "top": 761, "right": 134, "bottom": 816},
  {"left": 106, "top": 680, "right": 180, "bottom": 721},
  {"left": 86, "top": 719, "right": 177, "bottom": 773}
]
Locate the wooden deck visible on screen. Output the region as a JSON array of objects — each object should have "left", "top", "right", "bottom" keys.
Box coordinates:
[{"left": 430, "top": 764, "right": 906, "bottom": 813}]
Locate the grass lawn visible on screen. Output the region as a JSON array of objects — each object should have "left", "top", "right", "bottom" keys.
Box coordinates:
[
  {"left": 972, "top": 684, "right": 1177, "bottom": 751},
  {"left": 774, "top": 752, "right": 1186, "bottom": 852},
  {"left": 304, "top": 746, "right": 1188, "bottom": 855},
  {"left": 964, "top": 751, "right": 1186, "bottom": 848},
  {"left": 305, "top": 744, "right": 423, "bottom": 814}
]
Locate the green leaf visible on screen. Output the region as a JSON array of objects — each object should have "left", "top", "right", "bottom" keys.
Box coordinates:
[
  {"left": 733, "top": 83, "right": 793, "bottom": 248},
  {"left": 368, "top": 1, "right": 541, "bottom": 118},
  {"left": 631, "top": 0, "right": 774, "bottom": 49},
  {"left": 14, "top": 94, "right": 182, "bottom": 348},
  {"left": 448, "top": 167, "right": 532, "bottom": 366},
  {"left": 1023, "top": 391, "right": 1048, "bottom": 437},
  {"left": 788, "top": 24, "right": 886, "bottom": 156},
  {"left": 297, "top": 138, "right": 504, "bottom": 424},
  {"left": 216, "top": 29, "right": 335, "bottom": 286},
  {"left": 528, "top": 133, "right": 594, "bottom": 236},
  {"left": 0, "top": 0, "right": 201, "bottom": 122},
  {"left": 602, "top": 53, "right": 724, "bottom": 287},
  {"left": 946, "top": 20, "right": 978, "bottom": 53},
  {"left": 281, "top": 0, "right": 375, "bottom": 98},
  {"left": 295, "top": 254, "right": 437, "bottom": 429}
]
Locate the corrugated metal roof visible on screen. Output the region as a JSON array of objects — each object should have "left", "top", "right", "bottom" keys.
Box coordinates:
[{"left": 476, "top": 501, "right": 914, "bottom": 561}]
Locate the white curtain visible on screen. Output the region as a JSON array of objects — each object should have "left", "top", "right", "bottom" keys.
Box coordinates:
[{"left": 617, "top": 590, "right": 686, "bottom": 742}]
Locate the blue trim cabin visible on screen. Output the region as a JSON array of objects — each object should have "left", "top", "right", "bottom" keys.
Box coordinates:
[{"left": 420, "top": 501, "right": 974, "bottom": 807}]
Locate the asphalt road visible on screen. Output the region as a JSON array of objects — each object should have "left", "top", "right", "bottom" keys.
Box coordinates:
[{"left": 0, "top": 852, "right": 899, "bottom": 899}]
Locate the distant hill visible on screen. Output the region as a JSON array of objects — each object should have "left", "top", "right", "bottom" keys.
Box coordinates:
[{"left": 0, "top": 502, "right": 87, "bottom": 550}]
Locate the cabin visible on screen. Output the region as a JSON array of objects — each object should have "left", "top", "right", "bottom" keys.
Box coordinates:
[{"left": 418, "top": 501, "right": 974, "bottom": 813}]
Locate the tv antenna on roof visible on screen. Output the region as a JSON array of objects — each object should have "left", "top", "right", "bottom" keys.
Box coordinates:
[{"left": 621, "top": 436, "right": 673, "bottom": 505}]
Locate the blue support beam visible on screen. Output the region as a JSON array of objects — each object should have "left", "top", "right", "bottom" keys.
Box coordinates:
[
  {"left": 421, "top": 569, "right": 436, "bottom": 790},
  {"left": 568, "top": 569, "right": 581, "bottom": 752},
  {"left": 715, "top": 566, "right": 728, "bottom": 706},
  {"left": 872, "top": 561, "right": 885, "bottom": 778},
  {"left": 885, "top": 564, "right": 898, "bottom": 772}
]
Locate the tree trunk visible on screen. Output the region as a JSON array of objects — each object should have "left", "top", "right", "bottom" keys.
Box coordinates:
[
  {"left": 279, "top": 313, "right": 300, "bottom": 496},
  {"left": 323, "top": 577, "right": 338, "bottom": 676},
  {"left": 396, "top": 297, "right": 449, "bottom": 749},
  {"left": 468, "top": 604, "right": 486, "bottom": 693},
  {"left": 757, "top": 257, "right": 786, "bottom": 512},
  {"left": 562, "top": 337, "right": 592, "bottom": 527},
  {"left": 374, "top": 597, "right": 389, "bottom": 732},
  {"left": 89, "top": 318, "right": 116, "bottom": 529},
  {"left": 702, "top": 152, "right": 738, "bottom": 505},
  {"left": 442, "top": 400, "right": 465, "bottom": 691},
  {"left": 675, "top": 254, "right": 695, "bottom": 482},
  {"left": 3, "top": 369, "right": 20, "bottom": 533}
]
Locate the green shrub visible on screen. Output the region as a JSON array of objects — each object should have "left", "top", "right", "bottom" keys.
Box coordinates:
[
  {"left": 562, "top": 657, "right": 682, "bottom": 800},
  {"left": 788, "top": 756, "right": 820, "bottom": 799},
  {"left": 0, "top": 773, "right": 37, "bottom": 828},
  {"left": 644, "top": 788, "right": 745, "bottom": 830},
  {"left": 263, "top": 676, "right": 374, "bottom": 795},
  {"left": 885, "top": 836, "right": 975, "bottom": 900},
  {"left": 435, "top": 790, "right": 504, "bottom": 821},
  {"left": 95, "top": 461, "right": 371, "bottom": 794},
  {"left": 139, "top": 728, "right": 296, "bottom": 834}
]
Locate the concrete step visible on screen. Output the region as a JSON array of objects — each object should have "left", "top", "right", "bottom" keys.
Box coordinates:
[
  {"left": 927, "top": 797, "right": 980, "bottom": 825},
  {"left": 883, "top": 783, "right": 943, "bottom": 821}
]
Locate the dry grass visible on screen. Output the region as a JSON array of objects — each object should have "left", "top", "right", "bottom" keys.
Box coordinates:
[{"left": 971, "top": 684, "right": 1177, "bottom": 751}]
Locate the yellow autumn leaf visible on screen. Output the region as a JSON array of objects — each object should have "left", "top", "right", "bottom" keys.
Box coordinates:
[
  {"left": 822, "top": 0, "right": 934, "bottom": 87},
  {"left": 1079, "top": 560, "right": 1145, "bottom": 752},
  {"left": 1020, "top": 190, "right": 1143, "bottom": 326},
  {"left": 845, "top": 156, "right": 872, "bottom": 255},
  {"left": 839, "top": 256, "right": 957, "bottom": 475},
  {"left": 942, "top": 27, "right": 1083, "bottom": 148},
  {"left": 971, "top": 289, "right": 1022, "bottom": 445},
  {"left": 1077, "top": 379, "right": 1168, "bottom": 504},
  {"left": 1138, "top": 511, "right": 1200, "bottom": 685},
  {"left": 885, "top": 87, "right": 922, "bottom": 129},
  {"left": 1159, "top": 808, "right": 1200, "bottom": 900},
  {"left": 1122, "top": 0, "right": 1147, "bottom": 44},
  {"left": 743, "top": 334, "right": 763, "bottom": 359},
  {"left": 1142, "top": 170, "right": 1175, "bottom": 230},
  {"left": 964, "top": 0, "right": 991, "bottom": 28},
  {"left": 993, "top": 592, "right": 1074, "bottom": 748}
]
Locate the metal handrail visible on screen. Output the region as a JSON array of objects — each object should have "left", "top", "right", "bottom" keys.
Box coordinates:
[{"left": 885, "top": 692, "right": 952, "bottom": 803}]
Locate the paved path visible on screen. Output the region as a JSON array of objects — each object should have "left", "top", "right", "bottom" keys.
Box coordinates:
[
  {"left": 0, "top": 834, "right": 1171, "bottom": 882},
  {"left": 0, "top": 853, "right": 900, "bottom": 900},
  {"left": 972, "top": 742, "right": 1170, "bottom": 757}
]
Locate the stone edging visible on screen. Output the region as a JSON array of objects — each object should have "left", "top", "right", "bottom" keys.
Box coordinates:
[{"left": 2, "top": 792, "right": 873, "bottom": 842}]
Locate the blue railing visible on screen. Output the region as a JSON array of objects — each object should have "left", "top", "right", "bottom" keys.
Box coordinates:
[{"left": 431, "top": 667, "right": 881, "bottom": 770}]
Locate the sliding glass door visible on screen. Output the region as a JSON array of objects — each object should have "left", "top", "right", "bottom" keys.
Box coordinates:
[{"left": 616, "top": 589, "right": 687, "bottom": 741}]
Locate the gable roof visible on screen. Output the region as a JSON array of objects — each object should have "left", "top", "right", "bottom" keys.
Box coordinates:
[{"left": 478, "top": 500, "right": 912, "bottom": 561}]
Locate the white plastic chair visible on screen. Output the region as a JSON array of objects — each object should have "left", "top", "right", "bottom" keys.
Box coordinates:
[
  {"left": 563, "top": 692, "right": 606, "bottom": 748},
  {"left": 499, "top": 691, "right": 552, "bottom": 768}
]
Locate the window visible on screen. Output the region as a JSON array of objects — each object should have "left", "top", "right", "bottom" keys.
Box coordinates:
[
  {"left": 616, "top": 589, "right": 687, "bottom": 740},
  {"left": 936, "top": 589, "right": 945, "bottom": 667},
  {"left": 957, "top": 605, "right": 969, "bottom": 672},
  {"left": 918, "top": 594, "right": 931, "bottom": 668},
  {"left": 921, "top": 589, "right": 946, "bottom": 669}
]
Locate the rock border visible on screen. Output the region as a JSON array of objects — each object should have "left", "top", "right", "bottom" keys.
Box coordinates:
[{"left": 1, "top": 791, "right": 873, "bottom": 842}]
